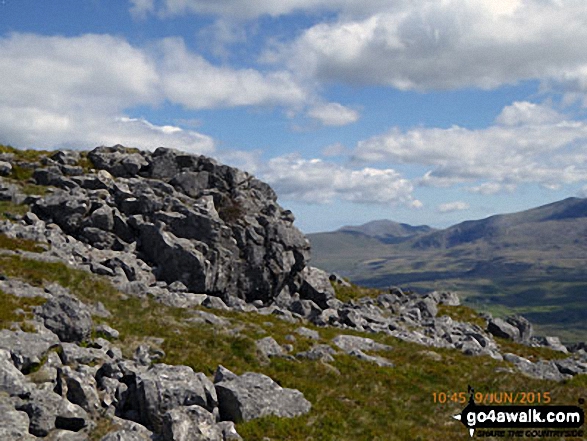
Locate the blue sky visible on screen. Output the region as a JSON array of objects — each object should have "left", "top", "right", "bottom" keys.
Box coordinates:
[{"left": 2, "top": 0, "right": 587, "bottom": 232}]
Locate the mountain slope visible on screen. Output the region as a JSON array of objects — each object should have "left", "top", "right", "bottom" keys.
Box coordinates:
[{"left": 308, "top": 198, "right": 587, "bottom": 342}]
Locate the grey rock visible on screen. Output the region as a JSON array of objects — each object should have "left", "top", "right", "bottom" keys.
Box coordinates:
[
  {"left": 186, "top": 310, "right": 231, "bottom": 327},
  {"left": 0, "top": 328, "right": 59, "bottom": 372},
  {"left": 541, "top": 336, "right": 568, "bottom": 353},
  {"left": 505, "top": 315, "right": 533, "bottom": 343},
  {"left": 59, "top": 366, "right": 101, "bottom": 414},
  {"left": 0, "top": 393, "right": 33, "bottom": 440},
  {"left": 100, "top": 431, "right": 151, "bottom": 441},
  {"left": 215, "top": 372, "right": 311, "bottom": 422},
  {"left": 298, "top": 266, "right": 335, "bottom": 309},
  {"left": 59, "top": 343, "right": 108, "bottom": 366},
  {"left": 0, "top": 160, "right": 12, "bottom": 176},
  {"left": 213, "top": 365, "right": 238, "bottom": 384},
  {"left": 487, "top": 318, "right": 519, "bottom": 341},
  {"left": 296, "top": 344, "right": 336, "bottom": 362},
  {"left": 416, "top": 296, "right": 438, "bottom": 318},
  {"left": 332, "top": 335, "right": 393, "bottom": 353},
  {"left": 329, "top": 273, "right": 350, "bottom": 287},
  {"left": 202, "top": 295, "right": 229, "bottom": 311},
  {"left": 162, "top": 405, "right": 229, "bottom": 441},
  {"left": 255, "top": 337, "right": 286, "bottom": 358},
  {"left": 348, "top": 349, "right": 394, "bottom": 368},
  {"left": 38, "top": 294, "right": 93, "bottom": 343},
  {"left": 0, "top": 348, "right": 31, "bottom": 396},
  {"left": 295, "top": 327, "right": 320, "bottom": 340},
  {"left": 130, "top": 363, "right": 218, "bottom": 432},
  {"left": 15, "top": 389, "right": 89, "bottom": 437},
  {"left": 96, "top": 324, "right": 120, "bottom": 340},
  {"left": 554, "top": 357, "right": 587, "bottom": 376},
  {"left": 437, "top": 291, "right": 460, "bottom": 306},
  {"left": 290, "top": 299, "right": 322, "bottom": 320}
]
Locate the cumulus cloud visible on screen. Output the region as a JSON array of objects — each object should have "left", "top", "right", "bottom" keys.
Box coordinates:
[
  {"left": 157, "top": 38, "right": 308, "bottom": 109},
  {"left": 307, "top": 102, "right": 359, "bottom": 126},
  {"left": 265, "top": 0, "right": 587, "bottom": 95},
  {"left": 0, "top": 33, "right": 211, "bottom": 151},
  {"left": 353, "top": 102, "right": 587, "bottom": 190},
  {"left": 0, "top": 32, "right": 316, "bottom": 152},
  {"left": 259, "top": 155, "right": 419, "bottom": 206},
  {"left": 437, "top": 201, "right": 469, "bottom": 213}
]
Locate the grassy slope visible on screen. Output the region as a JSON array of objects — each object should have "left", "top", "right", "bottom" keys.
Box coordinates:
[{"left": 1, "top": 249, "right": 586, "bottom": 440}]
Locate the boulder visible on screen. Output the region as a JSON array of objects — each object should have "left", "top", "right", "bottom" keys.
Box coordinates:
[
  {"left": 38, "top": 294, "right": 93, "bottom": 343},
  {"left": 0, "top": 394, "right": 33, "bottom": 441},
  {"left": 255, "top": 337, "right": 286, "bottom": 358},
  {"left": 161, "top": 405, "right": 241, "bottom": 441},
  {"left": 129, "top": 363, "right": 218, "bottom": 432},
  {"left": 332, "top": 335, "right": 393, "bottom": 353},
  {"left": 298, "top": 266, "right": 336, "bottom": 309},
  {"left": 215, "top": 372, "right": 311, "bottom": 423},
  {"left": 0, "top": 328, "right": 59, "bottom": 372},
  {"left": 487, "top": 318, "right": 519, "bottom": 341},
  {"left": 15, "top": 389, "right": 89, "bottom": 437},
  {"left": 0, "top": 348, "right": 32, "bottom": 396}
]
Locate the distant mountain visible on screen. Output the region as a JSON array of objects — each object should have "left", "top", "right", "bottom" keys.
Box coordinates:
[
  {"left": 308, "top": 197, "right": 587, "bottom": 342},
  {"left": 338, "top": 220, "right": 435, "bottom": 244}
]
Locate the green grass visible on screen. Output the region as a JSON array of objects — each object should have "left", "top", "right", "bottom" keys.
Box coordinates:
[
  {"left": 0, "top": 233, "right": 47, "bottom": 253},
  {"left": 0, "top": 288, "right": 46, "bottom": 330},
  {"left": 331, "top": 281, "right": 383, "bottom": 303},
  {"left": 1, "top": 252, "right": 586, "bottom": 440},
  {"left": 0, "top": 200, "right": 29, "bottom": 220}
]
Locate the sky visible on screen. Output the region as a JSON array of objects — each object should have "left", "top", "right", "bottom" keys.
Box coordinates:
[{"left": 2, "top": 1, "right": 587, "bottom": 233}]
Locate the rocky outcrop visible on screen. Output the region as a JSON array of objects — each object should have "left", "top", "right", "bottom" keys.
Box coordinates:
[
  {"left": 214, "top": 369, "right": 312, "bottom": 423},
  {"left": 30, "top": 145, "right": 310, "bottom": 305}
]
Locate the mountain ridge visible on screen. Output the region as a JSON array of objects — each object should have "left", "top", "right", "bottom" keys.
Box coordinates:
[{"left": 308, "top": 197, "right": 587, "bottom": 342}]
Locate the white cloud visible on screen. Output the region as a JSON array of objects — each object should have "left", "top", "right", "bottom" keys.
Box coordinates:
[
  {"left": 157, "top": 38, "right": 309, "bottom": 109},
  {"left": 0, "top": 33, "right": 213, "bottom": 152},
  {"left": 266, "top": 0, "right": 587, "bottom": 95},
  {"left": 438, "top": 201, "right": 470, "bottom": 213},
  {"left": 259, "top": 155, "right": 419, "bottom": 206},
  {"left": 468, "top": 182, "right": 516, "bottom": 195},
  {"left": 307, "top": 102, "right": 359, "bottom": 126},
  {"left": 0, "top": 32, "right": 317, "bottom": 152},
  {"left": 142, "top": 0, "right": 397, "bottom": 19},
  {"left": 354, "top": 102, "right": 587, "bottom": 189}
]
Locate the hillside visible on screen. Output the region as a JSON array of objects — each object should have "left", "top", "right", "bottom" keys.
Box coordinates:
[
  {"left": 0, "top": 145, "right": 586, "bottom": 440},
  {"left": 308, "top": 199, "right": 587, "bottom": 343}
]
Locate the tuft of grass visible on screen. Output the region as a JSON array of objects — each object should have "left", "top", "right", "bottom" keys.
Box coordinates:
[
  {"left": 0, "top": 233, "right": 47, "bottom": 253},
  {"left": 0, "top": 200, "right": 29, "bottom": 220},
  {"left": 0, "top": 144, "right": 50, "bottom": 162},
  {"left": 332, "top": 282, "right": 383, "bottom": 303},
  {"left": 0, "top": 288, "right": 46, "bottom": 330}
]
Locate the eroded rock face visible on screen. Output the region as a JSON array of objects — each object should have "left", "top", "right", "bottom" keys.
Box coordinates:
[
  {"left": 32, "top": 145, "right": 311, "bottom": 304},
  {"left": 215, "top": 371, "right": 312, "bottom": 423}
]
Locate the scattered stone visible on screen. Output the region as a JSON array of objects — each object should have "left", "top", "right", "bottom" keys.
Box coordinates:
[
  {"left": 256, "top": 337, "right": 286, "bottom": 358},
  {"left": 215, "top": 372, "right": 311, "bottom": 423},
  {"left": 332, "top": 335, "right": 393, "bottom": 353},
  {"left": 37, "top": 294, "right": 93, "bottom": 343},
  {"left": 295, "top": 327, "right": 320, "bottom": 340},
  {"left": 487, "top": 318, "right": 519, "bottom": 341},
  {"left": 296, "top": 344, "right": 336, "bottom": 362}
]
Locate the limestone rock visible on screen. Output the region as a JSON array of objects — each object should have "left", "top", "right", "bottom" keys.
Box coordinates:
[
  {"left": 38, "top": 294, "right": 93, "bottom": 343},
  {"left": 215, "top": 372, "right": 311, "bottom": 422}
]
